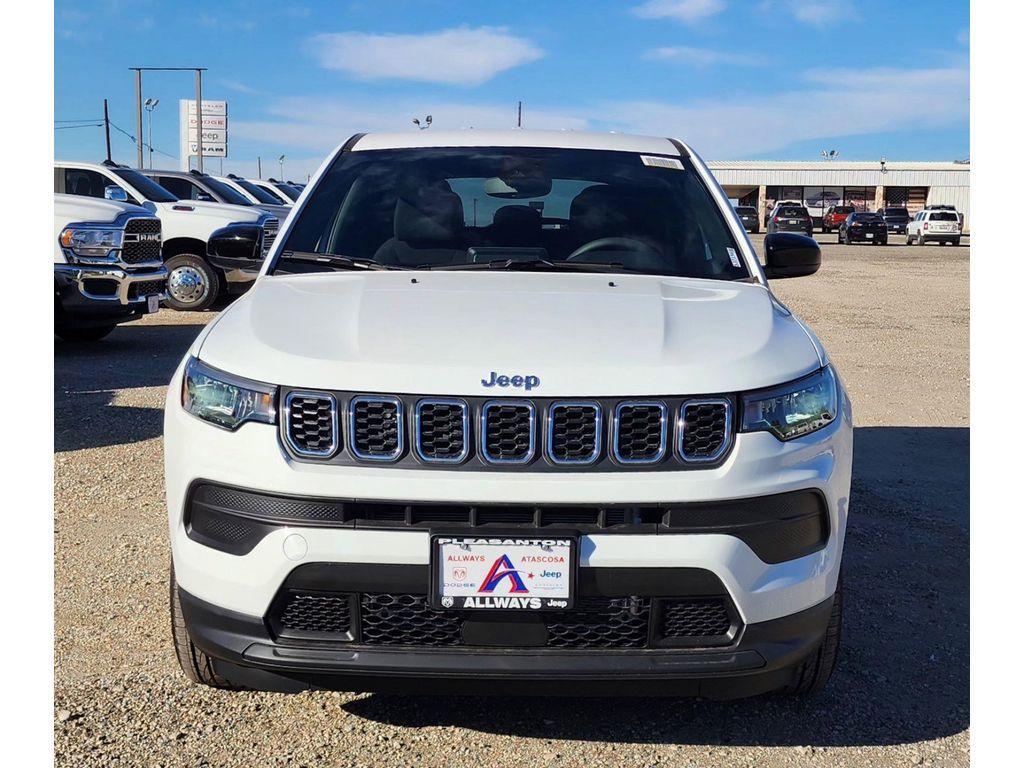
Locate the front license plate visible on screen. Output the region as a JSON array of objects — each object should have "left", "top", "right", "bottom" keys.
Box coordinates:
[
  {"left": 865, "top": 233, "right": 874, "bottom": 239},
  {"left": 146, "top": 295, "right": 160, "bottom": 313},
  {"left": 431, "top": 535, "right": 576, "bottom": 610}
]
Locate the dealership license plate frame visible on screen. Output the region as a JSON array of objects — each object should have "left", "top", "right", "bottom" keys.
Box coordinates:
[{"left": 429, "top": 533, "right": 578, "bottom": 611}]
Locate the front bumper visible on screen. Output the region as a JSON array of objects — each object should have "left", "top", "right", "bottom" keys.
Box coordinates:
[
  {"left": 179, "top": 574, "right": 836, "bottom": 698},
  {"left": 55, "top": 263, "right": 168, "bottom": 324}
]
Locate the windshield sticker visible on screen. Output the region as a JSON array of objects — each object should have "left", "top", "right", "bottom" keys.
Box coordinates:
[
  {"left": 727, "top": 247, "right": 742, "bottom": 268},
  {"left": 640, "top": 155, "right": 684, "bottom": 170}
]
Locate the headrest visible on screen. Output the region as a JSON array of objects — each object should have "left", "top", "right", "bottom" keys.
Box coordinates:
[
  {"left": 394, "top": 185, "right": 464, "bottom": 245},
  {"left": 569, "top": 185, "right": 653, "bottom": 241},
  {"left": 491, "top": 205, "right": 541, "bottom": 233}
]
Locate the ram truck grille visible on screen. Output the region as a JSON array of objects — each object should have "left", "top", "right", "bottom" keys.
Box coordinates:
[{"left": 121, "top": 217, "right": 162, "bottom": 264}]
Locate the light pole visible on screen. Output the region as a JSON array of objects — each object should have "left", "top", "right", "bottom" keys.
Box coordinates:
[
  {"left": 278, "top": 155, "right": 285, "bottom": 179},
  {"left": 144, "top": 98, "right": 159, "bottom": 168}
]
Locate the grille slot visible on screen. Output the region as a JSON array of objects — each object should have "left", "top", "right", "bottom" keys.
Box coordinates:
[
  {"left": 659, "top": 598, "right": 733, "bottom": 640},
  {"left": 260, "top": 218, "right": 279, "bottom": 259},
  {"left": 284, "top": 391, "right": 338, "bottom": 457},
  {"left": 360, "top": 594, "right": 463, "bottom": 646},
  {"left": 127, "top": 279, "right": 165, "bottom": 300},
  {"left": 414, "top": 399, "right": 469, "bottom": 463},
  {"left": 613, "top": 402, "right": 668, "bottom": 464},
  {"left": 481, "top": 401, "right": 535, "bottom": 464},
  {"left": 679, "top": 399, "right": 731, "bottom": 462},
  {"left": 547, "top": 402, "right": 602, "bottom": 465},
  {"left": 276, "top": 591, "right": 352, "bottom": 636},
  {"left": 350, "top": 396, "right": 404, "bottom": 461},
  {"left": 545, "top": 597, "right": 651, "bottom": 648},
  {"left": 121, "top": 217, "right": 162, "bottom": 264}
]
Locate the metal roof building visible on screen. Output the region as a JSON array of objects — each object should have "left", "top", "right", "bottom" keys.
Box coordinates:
[{"left": 706, "top": 160, "right": 970, "bottom": 231}]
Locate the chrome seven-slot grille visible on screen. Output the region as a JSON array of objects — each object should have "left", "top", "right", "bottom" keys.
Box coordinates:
[
  {"left": 121, "top": 217, "right": 162, "bottom": 264},
  {"left": 260, "top": 218, "right": 279, "bottom": 258},
  {"left": 281, "top": 390, "right": 732, "bottom": 471}
]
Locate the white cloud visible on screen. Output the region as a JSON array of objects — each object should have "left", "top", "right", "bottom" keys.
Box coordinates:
[
  {"left": 597, "top": 66, "right": 968, "bottom": 157},
  {"left": 307, "top": 27, "right": 543, "bottom": 86},
  {"left": 220, "top": 79, "right": 262, "bottom": 95},
  {"left": 759, "top": 0, "right": 854, "bottom": 27},
  {"left": 229, "top": 66, "right": 966, "bottom": 164},
  {"left": 633, "top": 0, "right": 726, "bottom": 24},
  {"left": 645, "top": 46, "right": 762, "bottom": 66}
]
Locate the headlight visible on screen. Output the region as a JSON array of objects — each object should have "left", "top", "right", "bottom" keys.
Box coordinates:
[
  {"left": 182, "top": 357, "right": 276, "bottom": 430},
  {"left": 59, "top": 227, "right": 124, "bottom": 257},
  {"left": 741, "top": 367, "right": 838, "bottom": 441}
]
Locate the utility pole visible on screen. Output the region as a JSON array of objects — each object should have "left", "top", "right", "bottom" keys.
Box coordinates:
[
  {"left": 195, "top": 69, "right": 204, "bottom": 173},
  {"left": 103, "top": 99, "right": 112, "bottom": 162},
  {"left": 257, "top": 156, "right": 262, "bottom": 179},
  {"left": 517, "top": 101, "right": 522, "bottom": 128},
  {"left": 134, "top": 70, "right": 143, "bottom": 167}
]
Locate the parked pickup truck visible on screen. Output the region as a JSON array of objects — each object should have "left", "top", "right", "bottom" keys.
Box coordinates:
[
  {"left": 54, "top": 194, "right": 168, "bottom": 341},
  {"left": 55, "top": 161, "right": 278, "bottom": 311},
  {"left": 821, "top": 205, "right": 854, "bottom": 234},
  {"left": 166, "top": 129, "right": 851, "bottom": 700},
  {"left": 143, "top": 169, "right": 292, "bottom": 223}
]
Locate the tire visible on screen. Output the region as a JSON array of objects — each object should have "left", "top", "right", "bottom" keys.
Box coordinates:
[
  {"left": 170, "top": 565, "right": 240, "bottom": 690},
  {"left": 917, "top": 234, "right": 927, "bottom": 246},
  {"left": 55, "top": 324, "right": 116, "bottom": 342},
  {"left": 165, "top": 254, "right": 220, "bottom": 312},
  {"left": 906, "top": 235, "right": 913, "bottom": 245},
  {"left": 952, "top": 237, "right": 961, "bottom": 246},
  {"left": 822, "top": 226, "right": 830, "bottom": 234},
  {"left": 784, "top": 577, "right": 843, "bottom": 695}
]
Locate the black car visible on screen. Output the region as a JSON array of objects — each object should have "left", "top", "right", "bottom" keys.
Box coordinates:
[
  {"left": 876, "top": 207, "right": 910, "bottom": 234},
  {"left": 767, "top": 205, "right": 813, "bottom": 236},
  {"left": 734, "top": 205, "right": 759, "bottom": 233},
  {"left": 839, "top": 211, "right": 888, "bottom": 245}
]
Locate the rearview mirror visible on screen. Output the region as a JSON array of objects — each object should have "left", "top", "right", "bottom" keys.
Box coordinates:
[
  {"left": 763, "top": 232, "right": 821, "bottom": 279},
  {"left": 207, "top": 223, "right": 264, "bottom": 271},
  {"left": 104, "top": 185, "right": 128, "bottom": 202}
]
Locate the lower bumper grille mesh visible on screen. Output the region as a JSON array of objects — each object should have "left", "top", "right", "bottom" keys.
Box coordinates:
[{"left": 267, "top": 591, "right": 736, "bottom": 649}]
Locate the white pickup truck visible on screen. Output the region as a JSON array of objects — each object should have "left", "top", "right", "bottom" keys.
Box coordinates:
[
  {"left": 166, "top": 129, "right": 852, "bottom": 700},
  {"left": 54, "top": 194, "right": 168, "bottom": 341},
  {"left": 55, "top": 161, "right": 279, "bottom": 311}
]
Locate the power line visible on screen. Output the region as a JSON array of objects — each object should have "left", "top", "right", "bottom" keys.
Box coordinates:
[
  {"left": 55, "top": 118, "right": 103, "bottom": 123},
  {"left": 55, "top": 123, "right": 103, "bottom": 130}
]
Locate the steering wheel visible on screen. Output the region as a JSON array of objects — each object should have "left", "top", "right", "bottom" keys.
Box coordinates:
[{"left": 566, "top": 236, "right": 658, "bottom": 263}]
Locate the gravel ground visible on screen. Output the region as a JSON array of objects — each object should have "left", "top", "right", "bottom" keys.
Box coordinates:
[{"left": 54, "top": 235, "right": 969, "bottom": 767}]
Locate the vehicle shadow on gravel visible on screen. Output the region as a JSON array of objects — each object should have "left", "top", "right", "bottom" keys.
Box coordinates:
[
  {"left": 344, "top": 426, "right": 968, "bottom": 748},
  {"left": 54, "top": 318, "right": 207, "bottom": 452}
]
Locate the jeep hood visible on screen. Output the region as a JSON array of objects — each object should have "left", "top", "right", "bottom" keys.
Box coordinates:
[{"left": 197, "top": 272, "right": 823, "bottom": 396}]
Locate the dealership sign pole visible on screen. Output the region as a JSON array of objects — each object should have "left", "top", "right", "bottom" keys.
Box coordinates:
[
  {"left": 178, "top": 99, "right": 228, "bottom": 172},
  {"left": 129, "top": 67, "right": 207, "bottom": 169}
]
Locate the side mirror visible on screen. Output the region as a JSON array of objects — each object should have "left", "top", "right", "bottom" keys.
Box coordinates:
[
  {"left": 763, "top": 232, "right": 821, "bottom": 279},
  {"left": 207, "top": 223, "right": 265, "bottom": 272},
  {"left": 104, "top": 185, "right": 128, "bottom": 202}
]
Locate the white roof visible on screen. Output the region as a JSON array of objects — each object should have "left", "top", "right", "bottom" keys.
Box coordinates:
[
  {"left": 353, "top": 129, "right": 679, "bottom": 155},
  {"left": 707, "top": 159, "right": 969, "bottom": 172}
]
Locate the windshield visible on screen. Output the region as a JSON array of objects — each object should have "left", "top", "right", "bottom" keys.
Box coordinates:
[
  {"left": 113, "top": 169, "right": 177, "bottom": 203},
  {"left": 274, "top": 183, "right": 300, "bottom": 201},
  {"left": 233, "top": 178, "right": 283, "bottom": 205},
  {"left": 931, "top": 212, "right": 958, "bottom": 221},
  {"left": 202, "top": 176, "right": 252, "bottom": 206},
  {"left": 882, "top": 208, "right": 909, "bottom": 217},
  {"left": 735, "top": 207, "right": 756, "bottom": 214},
  {"left": 854, "top": 214, "right": 883, "bottom": 222},
  {"left": 833, "top": 206, "right": 854, "bottom": 214},
  {"left": 274, "top": 146, "right": 748, "bottom": 280}
]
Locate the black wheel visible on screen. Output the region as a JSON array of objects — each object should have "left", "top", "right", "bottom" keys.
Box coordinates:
[
  {"left": 170, "top": 565, "right": 240, "bottom": 690},
  {"left": 952, "top": 237, "right": 961, "bottom": 246},
  {"left": 822, "top": 226, "right": 830, "bottom": 234},
  {"left": 906, "top": 235, "right": 913, "bottom": 245},
  {"left": 55, "top": 324, "right": 116, "bottom": 342},
  {"left": 165, "top": 254, "right": 220, "bottom": 312},
  {"left": 784, "top": 577, "right": 843, "bottom": 695},
  {"left": 917, "top": 234, "right": 927, "bottom": 246}
]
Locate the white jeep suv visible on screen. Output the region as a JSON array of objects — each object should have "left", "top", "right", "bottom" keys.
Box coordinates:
[{"left": 165, "top": 130, "right": 852, "bottom": 699}]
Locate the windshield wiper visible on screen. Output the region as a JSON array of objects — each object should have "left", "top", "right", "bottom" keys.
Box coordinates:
[
  {"left": 423, "top": 258, "right": 631, "bottom": 273},
  {"left": 278, "top": 251, "right": 401, "bottom": 271}
]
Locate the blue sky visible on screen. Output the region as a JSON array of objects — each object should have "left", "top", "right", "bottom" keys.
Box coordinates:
[{"left": 55, "top": 0, "right": 969, "bottom": 180}]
